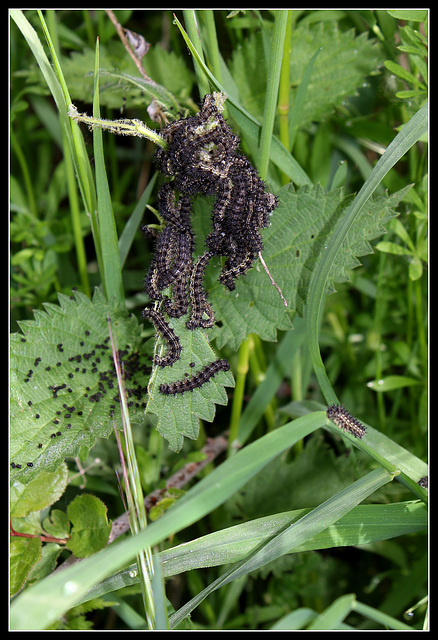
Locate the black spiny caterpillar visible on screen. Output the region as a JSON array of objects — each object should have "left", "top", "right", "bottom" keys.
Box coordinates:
[
  {"left": 326, "top": 404, "right": 366, "bottom": 439},
  {"left": 155, "top": 92, "right": 278, "bottom": 291},
  {"left": 142, "top": 308, "right": 181, "bottom": 368},
  {"left": 142, "top": 93, "right": 278, "bottom": 379},
  {"left": 186, "top": 250, "right": 215, "bottom": 330},
  {"left": 159, "top": 359, "right": 230, "bottom": 395},
  {"left": 143, "top": 186, "right": 194, "bottom": 316}
]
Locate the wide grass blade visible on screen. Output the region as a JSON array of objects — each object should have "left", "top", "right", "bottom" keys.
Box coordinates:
[
  {"left": 76, "top": 499, "right": 425, "bottom": 606},
  {"left": 168, "top": 466, "right": 394, "bottom": 628},
  {"left": 10, "top": 412, "right": 321, "bottom": 630}
]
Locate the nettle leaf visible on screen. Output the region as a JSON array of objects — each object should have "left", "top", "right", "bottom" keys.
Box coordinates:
[
  {"left": 10, "top": 288, "right": 151, "bottom": 485},
  {"left": 230, "top": 22, "right": 382, "bottom": 128},
  {"left": 145, "top": 315, "right": 235, "bottom": 453},
  {"left": 60, "top": 42, "right": 191, "bottom": 113},
  {"left": 289, "top": 22, "right": 382, "bottom": 126},
  {"left": 203, "top": 183, "right": 410, "bottom": 350}
]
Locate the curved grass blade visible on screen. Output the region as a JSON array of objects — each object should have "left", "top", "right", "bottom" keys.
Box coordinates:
[
  {"left": 168, "top": 466, "right": 394, "bottom": 628},
  {"left": 306, "top": 102, "right": 428, "bottom": 405},
  {"left": 10, "top": 10, "right": 101, "bottom": 289},
  {"left": 75, "top": 500, "right": 426, "bottom": 606}
]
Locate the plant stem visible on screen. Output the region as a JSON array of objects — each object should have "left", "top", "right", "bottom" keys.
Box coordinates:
[
  {"left": 278, "top": 11, "right": 293, "bottom": 184},
  {"left": 182, "top": 10, "right": 210, "bottom": 98},
  {"left": 258, "top": 10, "right": 288, "bottom": 180},
  {"left": 67, "top": 104, "right": 167, "bottom": 149},
  {"left": 105, "top": 9, "right": 153, "bottom": 83},
  {"left": 228, "top": 337, "right": 250, "bottom": 454},
  {"left": 108, "top": 316, "right": 156, "bottom": 629}
]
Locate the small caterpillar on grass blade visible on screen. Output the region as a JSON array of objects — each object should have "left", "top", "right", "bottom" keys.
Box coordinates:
[
  {"left": 326, "top": 404, "right": 366, "bottom": 439},
  {"left": 159, "top": 359, "right": 230, "bottom": 395}
]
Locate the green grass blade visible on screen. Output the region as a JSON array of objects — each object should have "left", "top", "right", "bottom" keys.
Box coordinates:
[
  {"left": 353, "top": 600, "right": 414, "bottom": 631},
  {"left": 10, "top": 412, "right": 321, "bottom": 630},
  {"left": 306, "top": 102, "right": 428, "bottom": 405},
  {"left": 10, "top": 10, "right": 100, "bottom": 294},
  {"left": 35, "top": 11, "right": 97, "bottom": 220},
  {"left": 326, "top": 418, "right": 428, "bottom": 502},
  {"left": 60, "top": 497, "right": 427, "bottom": 607},
  {"left": 62, "top": 127, "right": 90, "bottom": 296},
  {"left": 118, "top": 173, "right": 157, "bottom": 269},
  {"left": 272, "top": 596, "right": 414, "bottom": 631},
  {"left": 151, "top": 552, "right": 169, "bottom": 630},
  {"left": 182, "top": 10, "right": 210, "bottom": 98},
  {"left": 159, "top": 500, "right": 425, "bottom": 576},
  {"left": 271, "top": 607, "right": 318, "bottom": 630},
  {"left": 200, "top": 11, "right": 223, "bottom": 85},
  {"left": 258, "top": 10, "right": 288, "bottom": 179},
  {"left": 172, "top": 13, "right": 311, "bottom": 186},
  {"left": 308, "top": 593, "right": 356, "bottom": 630},
  {"left": 92, "top": 38, "right": 124, "bottom": 303},
  {"left": 168, "top": 466, "right": 394, "bottom": 628}
]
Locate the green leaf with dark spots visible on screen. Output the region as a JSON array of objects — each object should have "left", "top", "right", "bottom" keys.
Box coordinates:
[{"left": 10, "top": 288, "right": 150, "bottom": 485}]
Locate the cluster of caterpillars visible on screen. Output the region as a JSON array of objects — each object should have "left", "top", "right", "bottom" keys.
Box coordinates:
[{"left": 142, "top": 93, "right": 278, "bottom": 395}]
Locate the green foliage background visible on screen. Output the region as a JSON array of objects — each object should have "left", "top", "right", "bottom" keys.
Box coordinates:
[{"left": 10, "top": 9, "right": 427, "bottom": 631}]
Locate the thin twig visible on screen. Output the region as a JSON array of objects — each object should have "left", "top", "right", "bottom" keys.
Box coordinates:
[
  {"left": 258, "top": 251, "right": 288, "bottom": 307},
  {"left": 10, "top": 522, "right": 67, "bottom": 546},
  {"left": 105, "top": 10, "right": 153, "bottom": 84}
]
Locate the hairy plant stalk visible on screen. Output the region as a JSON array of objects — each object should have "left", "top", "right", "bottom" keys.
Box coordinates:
[
  {"left": 108, "top": 316, "right": 156, "bottom": 629},
  {"left": 67, "top": 104, "right": 167, "bottom": 149}
]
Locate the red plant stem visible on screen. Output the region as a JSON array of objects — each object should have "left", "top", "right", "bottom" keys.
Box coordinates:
[{"left": 10, "top": 521, "right": 67, "bottom": 545}]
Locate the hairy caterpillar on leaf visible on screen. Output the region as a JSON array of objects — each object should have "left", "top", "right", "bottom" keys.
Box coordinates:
[{"left": 159, "top": 359, "right": 230, "bottom": 395}]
